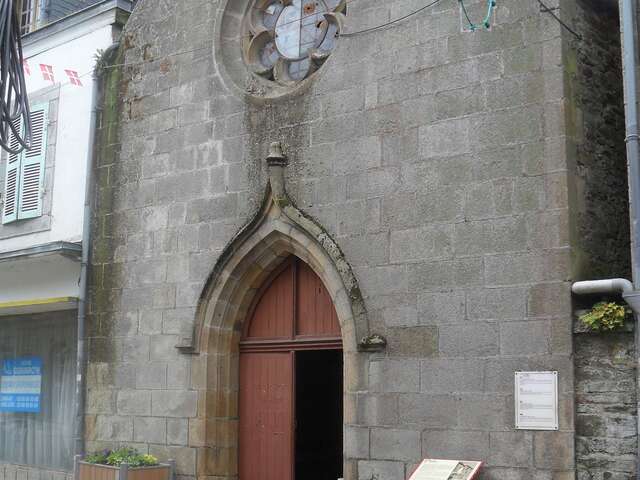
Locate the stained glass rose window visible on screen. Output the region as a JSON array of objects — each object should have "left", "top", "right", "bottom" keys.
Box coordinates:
[{"left": 243, "top": 0, "right": 346, "bottom": 84}]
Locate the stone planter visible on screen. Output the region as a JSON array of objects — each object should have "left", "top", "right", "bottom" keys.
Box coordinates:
[{"left": 74, "top": 457, "right": 175, "bottom": 480}]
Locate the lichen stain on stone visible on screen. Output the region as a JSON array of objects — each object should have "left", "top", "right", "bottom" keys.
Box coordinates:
[
  {"left": 243, "top": 83, "right": 314, "bottom": 226},
  {"left": 570, "top": 5, "right": 631, "bottom": 281},
  {"left": 91, "top": 44, "right": 127, "bottom": 341},
  {"left": 142, "top": 44, "right": 154, "bottom": 61},
  {"left": 122, "top": 33, "right": 135, "bottom": 51},
  {"left": 612, "top": 345, "right": 632, "bottom": 365},
  {"left": 159, "top": 59, "right": 171, "bottom": 74}
]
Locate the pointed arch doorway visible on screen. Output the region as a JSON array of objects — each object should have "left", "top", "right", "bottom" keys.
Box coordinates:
[{"left": 239, "top": 256, "right": 344, "bottom": 480}]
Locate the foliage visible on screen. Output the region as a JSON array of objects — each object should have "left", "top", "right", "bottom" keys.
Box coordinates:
[
  {"left": 85, "top": 447, "right": 159, "bottom": 468},
  {"left": 579, "top": 301, "right": 629, "bottom": 332},
  {"left": 93, "top": 49, "right": 108, "bottom": 75}
]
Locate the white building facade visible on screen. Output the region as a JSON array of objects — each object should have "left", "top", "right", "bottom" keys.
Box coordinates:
[{"left": 0, "top": 1, "right": 130, "bottom": 476}]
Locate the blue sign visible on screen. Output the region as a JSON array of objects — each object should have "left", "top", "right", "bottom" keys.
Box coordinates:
[{"left": 0, "top": 357, "right": 42, "bottom": 413}]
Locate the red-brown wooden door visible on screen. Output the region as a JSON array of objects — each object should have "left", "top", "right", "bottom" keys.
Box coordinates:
[
  {"left": 239, "top": 352, "right": 294, "bottom": 480},
  {"left": 239, "top": 257, "right": 342, "bottom": 480}
]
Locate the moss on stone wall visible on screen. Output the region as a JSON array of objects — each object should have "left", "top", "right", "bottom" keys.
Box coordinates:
[
  {"left": 567, "top": 4, "right": 637, "bottom": 478},
  {"left": 90, "top": 45, "right": 125, "bottom": 344},
  {"left": 568, "top": 0, "right": 631, "bottom": 281}
]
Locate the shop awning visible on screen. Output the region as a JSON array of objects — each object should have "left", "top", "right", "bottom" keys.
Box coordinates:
[
  {"left": 0, "top": 242, "right": 82, "bottom": 316},
  {"left": 0, "top": 296, "right": 78, "bottom": 316}
]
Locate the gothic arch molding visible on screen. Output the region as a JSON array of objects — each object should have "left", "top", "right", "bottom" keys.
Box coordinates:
[
  {"left": 187, "top": 143, "right": 384, "bottom": 478},
  {"left": 180, "top": 143, "right": 381, "bottom": 356}
]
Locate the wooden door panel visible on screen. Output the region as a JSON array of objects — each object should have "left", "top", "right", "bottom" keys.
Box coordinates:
[
  {"left": 239, "top": 352, "right": 293, "bottom": 480},
  {"left": 296, "top": 261, "right": 340, "bottom": 338},
  {"left": 246, "top": 263, "right": 295, "bottom": 340}
]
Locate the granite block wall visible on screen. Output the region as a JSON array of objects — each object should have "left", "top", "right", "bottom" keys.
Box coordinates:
[
  {"left": 575, "top": 328, "right": 637, "bottom": 480},
  {"left": 86, "top": 0, "right": 593, "bottom": 478}
]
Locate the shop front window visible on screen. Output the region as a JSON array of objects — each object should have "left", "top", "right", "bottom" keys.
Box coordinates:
[{"left": 0, "top": 312, "right": 76, "bottom": 471}]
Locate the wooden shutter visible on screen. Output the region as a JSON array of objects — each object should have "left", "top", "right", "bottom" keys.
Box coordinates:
[
  {"left": 18, "top": 105, "right": 47, "bottom": 220},
  {"left": 2, "top": 118, "right": 22, "bottom": 224}
]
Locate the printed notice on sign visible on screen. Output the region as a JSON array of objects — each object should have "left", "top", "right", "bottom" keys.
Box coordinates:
[
  {"left": 0, "top": 357, "right": 42, "bottom": 413},
  {"left": 515, "top": 371, "right": 558, "bottom": 430},
  {"left": 408, "top": 459, "right": 483, "bottom": 480}
]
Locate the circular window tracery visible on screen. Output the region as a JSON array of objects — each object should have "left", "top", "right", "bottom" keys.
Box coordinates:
[{"left": 243, "top": 0, "right": 345, "bottom": 85}]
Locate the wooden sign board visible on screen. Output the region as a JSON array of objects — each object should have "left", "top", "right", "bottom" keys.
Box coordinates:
[{"left": 408, "top": 459, "right": 483, "bottom": 480}]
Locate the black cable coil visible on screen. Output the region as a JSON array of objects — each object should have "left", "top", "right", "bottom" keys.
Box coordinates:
[{"left": 0, "top": 0, "right": 31, "bottom": 154}]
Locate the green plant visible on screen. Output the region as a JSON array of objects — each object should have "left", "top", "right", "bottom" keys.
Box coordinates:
[
  {"left": 579, "top": 301, "right": 629, "bottom": 332},
  {"left": 85, "top": 447, "right": 158, "bottom": 468}
]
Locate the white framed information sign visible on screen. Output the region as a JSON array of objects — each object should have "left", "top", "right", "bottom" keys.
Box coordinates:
[{"left": 515, "top": 371, "right": 558, "bottom": 430}]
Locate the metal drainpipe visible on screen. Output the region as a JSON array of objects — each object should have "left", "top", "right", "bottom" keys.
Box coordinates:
[
  {"left": 73, "top": 55, "right": 104, "bottom": 458},
  {"left": 622, "top": 0, "right": 640, "bottom": 285},
  {"left": 571, "top": 278, "right": 634, "bottom": 295},
  {"left": 620, "top": 0, "right": 640, "bottom": 475}
]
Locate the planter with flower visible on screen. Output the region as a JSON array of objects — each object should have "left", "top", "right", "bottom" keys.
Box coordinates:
[{"left": 74, "top": 447, "right": 175, "bottom": 480}]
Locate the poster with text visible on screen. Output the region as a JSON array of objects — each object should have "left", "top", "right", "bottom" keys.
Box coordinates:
[
  {"left": 0, "top": 357, "right": 42, "bottom": 413},
  {"left": 409, "top": 459, "right": 483, "bottom": 480},
  {"left": 515, "top": 371, "right": 559, "bottom": 430}
]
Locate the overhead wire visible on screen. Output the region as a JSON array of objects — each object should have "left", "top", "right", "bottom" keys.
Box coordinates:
[
  {"left": 340, "top": 0, "right": 579, "bottom": 39},
  {"left": 536, "top": 0, "right": 582, "bottom": 40},
  {"left": 19, "top": 0, "right": 585, "bottom": 85},
  {"left": 0, "top": 0, "right": 32, "bottom": 154},
  {"left": 99, "top": 45, "right": 211, "bottom": 70},
  {"left": 86, "top": 0, "right": 487, "bottom": 72},
  {"left": 338, "top": 0, "right": 444, "bottom": 37},
  {"left": 458, "top": 0, "right": 496, "bottom": 31}
]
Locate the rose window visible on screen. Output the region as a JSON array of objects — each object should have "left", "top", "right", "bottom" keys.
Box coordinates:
[{"left": 243, "top": 0, "right": 346, "bottom": 84}]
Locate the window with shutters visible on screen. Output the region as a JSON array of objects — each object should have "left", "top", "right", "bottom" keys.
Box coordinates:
[
  {"left": 2, "top": 105, "right": 47, "bottom": 225},
  {"left": 17, "top": 0, "right": 40, "bottom": 35}
]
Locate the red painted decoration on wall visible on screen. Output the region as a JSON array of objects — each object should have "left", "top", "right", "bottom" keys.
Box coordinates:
[
  {"left": 64, "top": 69, "right": 82, "bottom": 86},
  {"left": 39, "top": 64, "right": 54, "bottom": 83}
]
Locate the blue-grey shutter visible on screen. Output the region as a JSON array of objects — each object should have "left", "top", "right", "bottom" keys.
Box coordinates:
[
  {"left": 17, "top": 105, "right": 47, "bottom": 220},
  {"left": 2, "top": 118, "right": 22, "bottom": 224}
]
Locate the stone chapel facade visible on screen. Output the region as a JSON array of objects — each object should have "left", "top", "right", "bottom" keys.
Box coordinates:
[{"left": 85, "top": 0, "right": 634, "bottom": 479}]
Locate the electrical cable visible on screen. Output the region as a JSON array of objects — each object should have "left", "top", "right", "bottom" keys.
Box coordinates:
[
  {"left": 0, "top": 0, "right": 31, "bottom": 154},
  {"left": 536, "top": 0, "right": 582, "bottom": 40},
  {"left": 338, "top": 0, "right": 444, "bottom": 37},
  {"left": 58, "top": 0, "right": 584, "bottom": 77},
  {"left": 459, "top": 0, "right": 496, "bottom": 31}
]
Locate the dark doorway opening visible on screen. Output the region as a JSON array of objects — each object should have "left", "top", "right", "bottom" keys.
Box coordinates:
[{"left": 295, "top": 349, "right": 343, "bottom": 480}]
